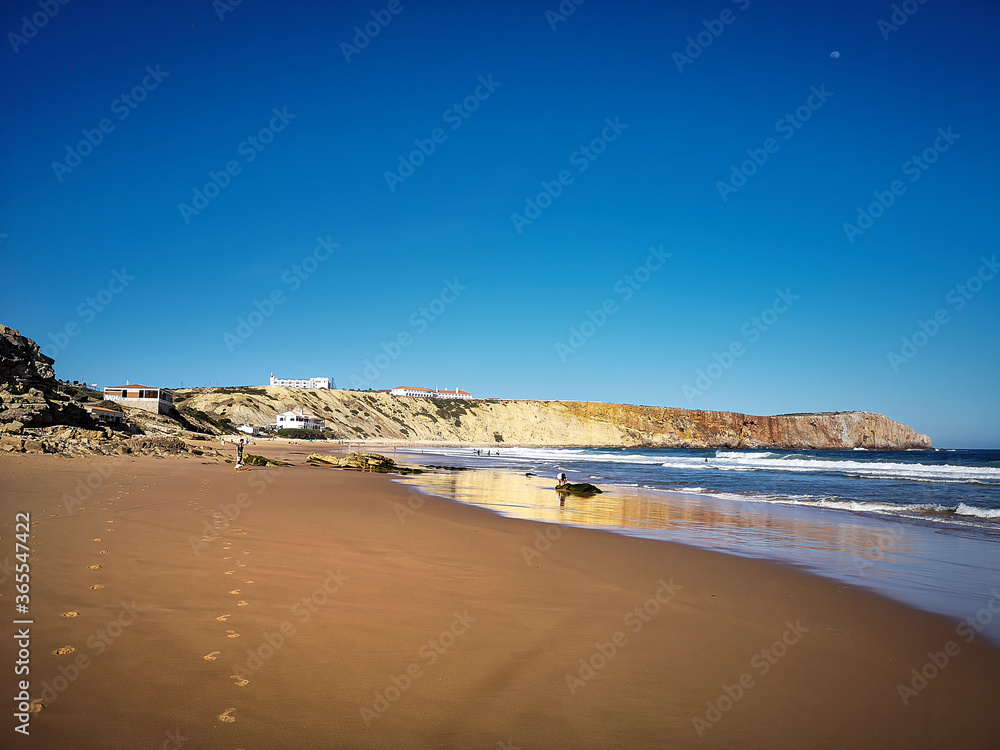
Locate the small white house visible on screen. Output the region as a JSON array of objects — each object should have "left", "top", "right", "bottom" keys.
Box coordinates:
[
  {"left": 275, "top": 410, "right": 324, "bottom": 431},
  {"left": 236, "top": 424, "right": 259, "bottom": 435},
  {"left": 103, "top": 384, "right": 173, "bottom": 415},
  {"left": 269, "top": 372, "right": 332, "bottom": 389}
]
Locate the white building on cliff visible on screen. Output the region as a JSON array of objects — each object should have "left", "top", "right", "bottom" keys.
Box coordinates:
[
  {"left": 275, "top": 410, "right": 325, "bottom": 431},
  {"left": 389, "top": 386, "right": 473, "bottom": 399},
  {"left": 102, "top": 384, "right": 173, "bottom": 414},
  {"left": 269, "top": 372, "right": 332, "bottom": 389}
]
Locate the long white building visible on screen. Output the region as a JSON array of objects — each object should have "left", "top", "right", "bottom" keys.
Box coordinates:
[
  {"left": 269, "top": 372, "right": 332, "bottom": 389},
  {"left": 388, "top": 386, "right": 473, "bottom": 399}
]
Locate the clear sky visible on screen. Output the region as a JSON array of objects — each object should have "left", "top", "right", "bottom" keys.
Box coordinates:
[{"left": 1, "top": 0, "right": 997, "bottom": 448}]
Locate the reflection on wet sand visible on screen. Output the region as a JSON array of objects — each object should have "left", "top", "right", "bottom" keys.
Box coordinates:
[
  {"left": 400, "top": 469, "right": 913, "bottom": 566},
  {"left": 397, "top": 468, "right": 1000, "bottom": 643}
]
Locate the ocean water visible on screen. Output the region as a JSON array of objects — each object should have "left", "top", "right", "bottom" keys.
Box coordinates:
[{"left": 395, "top": 447, "right": 1000, "bottom": 643}]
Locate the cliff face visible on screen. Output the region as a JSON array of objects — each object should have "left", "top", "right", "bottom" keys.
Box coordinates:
[
  {"left": 175, "top": 388, "right": 932, "bottom": 450},
  {"left": 0, "top": 324, "right": 92, "bottom": 428}
]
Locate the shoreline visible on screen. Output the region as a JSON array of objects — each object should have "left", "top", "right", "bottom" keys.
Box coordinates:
[
  {"left": 2, "top": 448, "right": 999, "bottom": 748},
  {"left": 390, "top": 446, "right": 1000, "bottom": 645}
]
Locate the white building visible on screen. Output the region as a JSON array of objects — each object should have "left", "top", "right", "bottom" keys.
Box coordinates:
[
  {"left": 275, "top": 410, "right": 325, "bottom": 431},
  {"left": 435, "top": 388, "right": 473, "bottom": 399},
  {"left": 103, "top": 384, "right": 174, "bottom": 415},
  {"left": 389, "top": 386, "right": 436, "bottom": 398},
  {"left": 269, "top": 372, "right": 332, "bottom": 389},
  {"left": 236, "top": 423, "right": 259, "bottom": 435},
  {"left": 389, "top": 386, "right": 473, "bottom": 399}
]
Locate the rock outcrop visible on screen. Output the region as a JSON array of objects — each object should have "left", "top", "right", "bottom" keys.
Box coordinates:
[
  {"left": 0, "top": 324, "right": 92, "bottom": 428},
  {"left": 175, "top": 388, "right": 932, "bottom": 450}
]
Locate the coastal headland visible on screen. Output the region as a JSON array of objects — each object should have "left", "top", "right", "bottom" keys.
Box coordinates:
[{"left": 174, "top": 387, "right": 932, "bottom": 449}]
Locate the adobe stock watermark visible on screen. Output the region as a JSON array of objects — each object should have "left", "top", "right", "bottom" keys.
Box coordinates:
[
  {"left": 189, "top": 466, "right": 285, "bottom": 554},
  {"left": 897, "top": 589, "right": 1000, "bottom": 705},
  {"left": 214, "top": 0, "right": 244, "bottom": 21},
  {"left": 510, "top": 116, "right": 628, "bottom": 234},
  {"left": 349, "top": 279, "right": 466, "bottom": 388},
  {"left": 384, "top": 74, "right": 501, "bottom": 191},
  {"left": 853, "top": 527, "right": 905, "bottom": 577},
  {"left": 51, "top": 65, "right": 169, "bottom": 182},
  {"left": 394, "top": 488, "right": 430, "bottom": 523},
  {"left": 7, "top": 0, "right": 71, "bottom": 53},
  {"left": 341, "top": 0, "right": 411, "bottom": 63},
  {"left": 41, "top": 269, "right": 136, "bottom": 360},
  {"left": 716, "top": 84, "right": 833, "bottom": 201},
  {"left": 692, "top": 619, "right": 808, "bottom": 736},
  {"left": 878, "top": 0, "right": 930, "bottom": 41},
  {"left": 60, "top": 458, "right": 126, "bottom": 515},
  {"left": 360, "top": 610, "right": 476, "bottom": 726},
  {"left": 545, "top": 0, "right": 587, "bottom": 31},
  {"left": 842, "top": 126, "right": 959, "bottom": 243},
  {"left": 887, "top": 255, "right": 996, "bottom": 372},
  {"left": 230, "top": 568, "right": 348, "bottom": 684},
  {"left": 32, "top": 600, "right": 145, "bottom": 711},
  {"left": 566, "top": 578, "right": 681, "bottom": 694},
  {"left": 521, "top": 523, "right": 564, "bottom": 565},
  {"left": 555, "top": 244, "right": 670, "bottom": 363},
  {"left": 178, "top": 106, "right": 296, "bottom": 223},
  {"left": 683, "top": 288, "right": 798, "bottom": 403},
  {"left": 672, "top": 0, "right": 751, "bottom": 73},
  {"left": 223, "top": 236, "right": 337, "bottom": 353}
]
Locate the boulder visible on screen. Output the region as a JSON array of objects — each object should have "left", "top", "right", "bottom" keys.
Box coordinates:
[
  {"left": 1, "top": 420, "right": 23, "bottom": 434},
  {"left": 555, "top": 482, "right": 603, "bottom": 496}
]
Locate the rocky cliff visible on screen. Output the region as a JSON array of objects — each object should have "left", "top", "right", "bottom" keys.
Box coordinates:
[
  {"left": 0, "top": 324, "right": 92, "bottom": 429},
  {"left": 175, "top": 387, "right": 933, "bottom": 450}
]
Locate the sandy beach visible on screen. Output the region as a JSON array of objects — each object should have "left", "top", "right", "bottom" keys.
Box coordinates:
[{"left": 2, "top": 446, "right": 999, "bottom": 749}]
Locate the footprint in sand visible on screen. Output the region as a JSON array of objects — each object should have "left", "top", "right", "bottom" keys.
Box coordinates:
[
  {"left": 229, "top": 589, "right": 241, "bottom": 595},
  {"left": 224, "top": 570, "right": 235, "bottom": 575},
  {"left": 90, "top": 584, "right": 104, "bottom": 590},
  {"left": 203, "top": 651, "right": 220, "bottom": 661},
  {"left": 225, "top": 630, "right": 239, "bottom": 639},
  {"left": 99, "top": 549, "right": 109, "bottom": 554},
  {"left": 88, "top": 564, "right": 101, "bottom": 570},
  {"left": 60, "top": 612, "right": 79, "bottom": 618},
  {"left": 53, "top": 646, "right": 75, "bottom": 655},
  {"left": 216, "top": 614, "right": 231, "bottom": 622},
  {"left": 107, "top": 520, "right": 113, "bottom": 523},
  {"left": 92, "top": 538, "right": 102, "bottom": 542},
  {"left": 237, "top": 600, "right": 248, "bottom": 607},
  {"left": 218, "top": 708, "right": 236, "bottom": 723},
  {"left": 223, "top": 556, "right": 233, "bottom": 561},
  {"left": 240, "top": 579, "right": 254, "bottom": 584},
  {"left": 229, "top": 675, "right": 249, "bottom": 687},
  {"left": 236, "top": 563, "right": 246, "bottom": 568}
]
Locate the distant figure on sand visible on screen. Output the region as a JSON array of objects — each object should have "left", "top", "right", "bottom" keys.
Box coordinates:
[
  {"left": 236, "top": 439, "right": 244, "bottom": 468},
  {"left": 557, "top": 472, "right": 567, "bottom": 484}
]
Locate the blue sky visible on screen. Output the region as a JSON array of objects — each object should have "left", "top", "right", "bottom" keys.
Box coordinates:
[{"left": 1, "top": 0, "right": 997, "bottom": 447}]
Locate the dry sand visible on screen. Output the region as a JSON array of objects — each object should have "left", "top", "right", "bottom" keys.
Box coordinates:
[{"left": 1, "top": 446, "right": 999, "bottom": 749}]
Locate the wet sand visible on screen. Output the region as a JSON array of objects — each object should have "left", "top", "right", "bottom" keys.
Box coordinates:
[{"left": 1, "top": 447, "right": 999, "bottom": 749}]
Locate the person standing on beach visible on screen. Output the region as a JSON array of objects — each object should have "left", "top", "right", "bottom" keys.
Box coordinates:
[
  {"left": 557, "top": 472, "right": 567, "bottom": 484},
  {"left": 237, "top": 439, "right": 244, "bottom": 464}
]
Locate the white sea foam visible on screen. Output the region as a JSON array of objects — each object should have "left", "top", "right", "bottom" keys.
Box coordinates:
[
  {"left": 405, "top": 445, "right": 1000, "bottom": 485},
  {"left": 955, "top": 503, "right": 1000, "bottom": 519}
]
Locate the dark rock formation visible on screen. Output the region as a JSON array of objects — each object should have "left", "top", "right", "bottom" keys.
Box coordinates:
[{"left": 0, "top": 324, "right": 93, "bottom": 428}]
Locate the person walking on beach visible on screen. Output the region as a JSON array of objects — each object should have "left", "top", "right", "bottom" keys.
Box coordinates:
[{"left": 237, "top": 438, "right": 244, "bottom": 464}]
